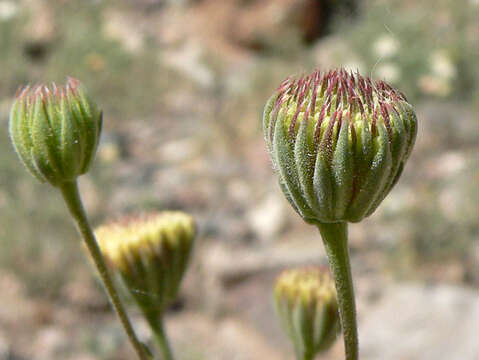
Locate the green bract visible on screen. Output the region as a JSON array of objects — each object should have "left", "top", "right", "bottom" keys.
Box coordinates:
[
  {"left": 9, "top": 78, "right": 102, "bottom": 187},
  {"left": 263, "top": 69, "right": 417, "bottom": 223},
  {"left": 274, "top": 268, "right": 340, "bottom": 360}
]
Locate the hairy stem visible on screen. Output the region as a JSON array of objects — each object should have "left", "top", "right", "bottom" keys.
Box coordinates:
[
  {"left": 317, "top": 222, "right": 358, "bottom": 360},
  {"left": 59, "top": 180, "right": 150, "bottom": 360}
]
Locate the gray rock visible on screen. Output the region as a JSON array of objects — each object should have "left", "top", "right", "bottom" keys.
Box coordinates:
[
  {"left": 166, "top": 312, "right": 286, "bottom": 360},
  {"left": 360, "top": 284, "right": 479, "bottom": 360},
  {"left": 246, "top": 191, "right": 287, "bottom": 242},
  {"left": 0, "top": 331, "right": 11, "bottom": 360}
]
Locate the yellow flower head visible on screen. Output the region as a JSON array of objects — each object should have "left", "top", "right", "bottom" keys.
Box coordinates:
[
  {"left": 95, "top": 211, "right": 196, "bottom": 315},
  {"left": 274, "top": 267, "right": 340, "bottom": 359}
]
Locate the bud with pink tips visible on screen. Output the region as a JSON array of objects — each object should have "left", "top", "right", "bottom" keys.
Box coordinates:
[
  {"left": 263, "top": 68, "right": 417, "bottom": 224},
  {"left": 9, "top": 77, "right": 102, "bottom": 186}
]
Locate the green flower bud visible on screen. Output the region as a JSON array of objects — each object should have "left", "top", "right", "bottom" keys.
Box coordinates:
[
  {"left": 274, "top": 268, "right": 340, "bottom": 360},
  {"left": 9, "top": 78, "right": 102, "bottom": 187},
  {"left": 95, "top": 212, "right": 196, "bottom": 319},
  {"left": 263, "top": 69, "right": 417, "bottom": 223}
]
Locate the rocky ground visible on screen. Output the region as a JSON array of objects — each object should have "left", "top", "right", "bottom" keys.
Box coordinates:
[{"left": 1, "top": 251, "right": 479, "bottom": 360}]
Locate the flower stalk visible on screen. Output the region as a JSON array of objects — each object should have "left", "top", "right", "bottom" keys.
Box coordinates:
[
  {"left": 59, "top": 180, "right": 151, "bottom": 360},
  {"left": 317, "top": 222, "right": 358, "bottom": 360}
]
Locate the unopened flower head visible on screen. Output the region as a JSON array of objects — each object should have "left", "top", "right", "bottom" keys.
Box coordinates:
[
  {"left": 96, "top": 212, "right": 196, "bottom": 315},
  {"left": 274, "top": 268, "right": 340, "bottom": 359},
  {"left": 263, "top": 68, "right": 417, "bottom": 224},
  {"left": 9, "top": 78, "right": 102, "bottom": 186}
]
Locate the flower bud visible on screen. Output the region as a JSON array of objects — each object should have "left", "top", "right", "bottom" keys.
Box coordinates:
[
  {"left": 95, "top": 212, "right": 196, "bottom": 319},
  {"left": 9, "top": 78, "right": 102, "bottom": 186},
  {"left": 263, "top": 69, "right": 417, "bottom": 223},
  {"left": 274, "top": 268, "right": 340, "bottom": 359}
]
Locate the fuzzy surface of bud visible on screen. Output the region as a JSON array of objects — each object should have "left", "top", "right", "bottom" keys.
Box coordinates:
[
  {"left": 263, "top": 68, "right": 417, "bottom": 223},
  {"left": 9, "top": 78, "right": 102, "bottom": 186}
]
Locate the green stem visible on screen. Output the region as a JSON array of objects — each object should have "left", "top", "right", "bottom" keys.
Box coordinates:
[
  {"left": 59, "top": 180, "right": 150, "bottom": 360},
  {"left": 301, "top": 351, "right": 314, "bottom": 360},
  {"left": 316, "top": 222, "right": 358, "bottom": 360},
  {"left": 292, "top": 344, "right": 312, "bottom": 360},
  {"left": 149, "top": 318, "right": 175, "bottom": 360}
]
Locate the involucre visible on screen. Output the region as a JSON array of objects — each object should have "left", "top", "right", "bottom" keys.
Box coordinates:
[
  {"left": 263, "top": 69, "right": 417, "bottom": 224},
  {"left": 274, "top": 267, "right": 340, "bottom": 360},
  {"left": 9, "top": 78, "right": 102, "bottom": 186},
  {"left": 96, "top": 212, "right": 196, "bottom": 319}
]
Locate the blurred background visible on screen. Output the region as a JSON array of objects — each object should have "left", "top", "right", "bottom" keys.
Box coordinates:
[{"left": 0, "top": 0, "right": 478, "bottom": 359}]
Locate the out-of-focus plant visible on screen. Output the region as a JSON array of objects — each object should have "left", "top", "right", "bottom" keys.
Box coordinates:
[
  {"left": 96, "top": 211, "right": 196, "bottom": 360},
  {"left": 274, "top": 267, "right": 340, "bottom": 360},
  {"left": 263, "top": 68, "right": 417, "bottom": 359}
]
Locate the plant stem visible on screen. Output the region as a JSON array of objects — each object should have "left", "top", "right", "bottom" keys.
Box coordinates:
[
  {"left": 149, "top": 318, "right": 175, "bottom": 360},
  {"left": 59, "top": 180, "right": 150, "bottom": 360},
  {"left": 302, "top": 351, "right": 314, "bottom": 360},
  {"left": 316, "top": 222, "right": 358, "bottom": 360}
]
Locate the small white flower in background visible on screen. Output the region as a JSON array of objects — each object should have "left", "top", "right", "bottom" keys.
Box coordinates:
[
  {"left": 419, "top": 50, "right": 456, "bottom": 97},
  {"left": 430, "top": 50, "right": 457, "bottom": 79},
  {"left": 470, "top": 0, "right": 479, "bottom": 6},
  {"left": 0, "top": 0, "right": 18, "bottom": 21},
  {"left": 103, "top": 10, "right": 144, "bottom": 53},
  {"left": 375, "top": 62, "right": 401, "bottom": 83},
  {"left": 372, "top": 34, "right": 400, "bottom": 58}
]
